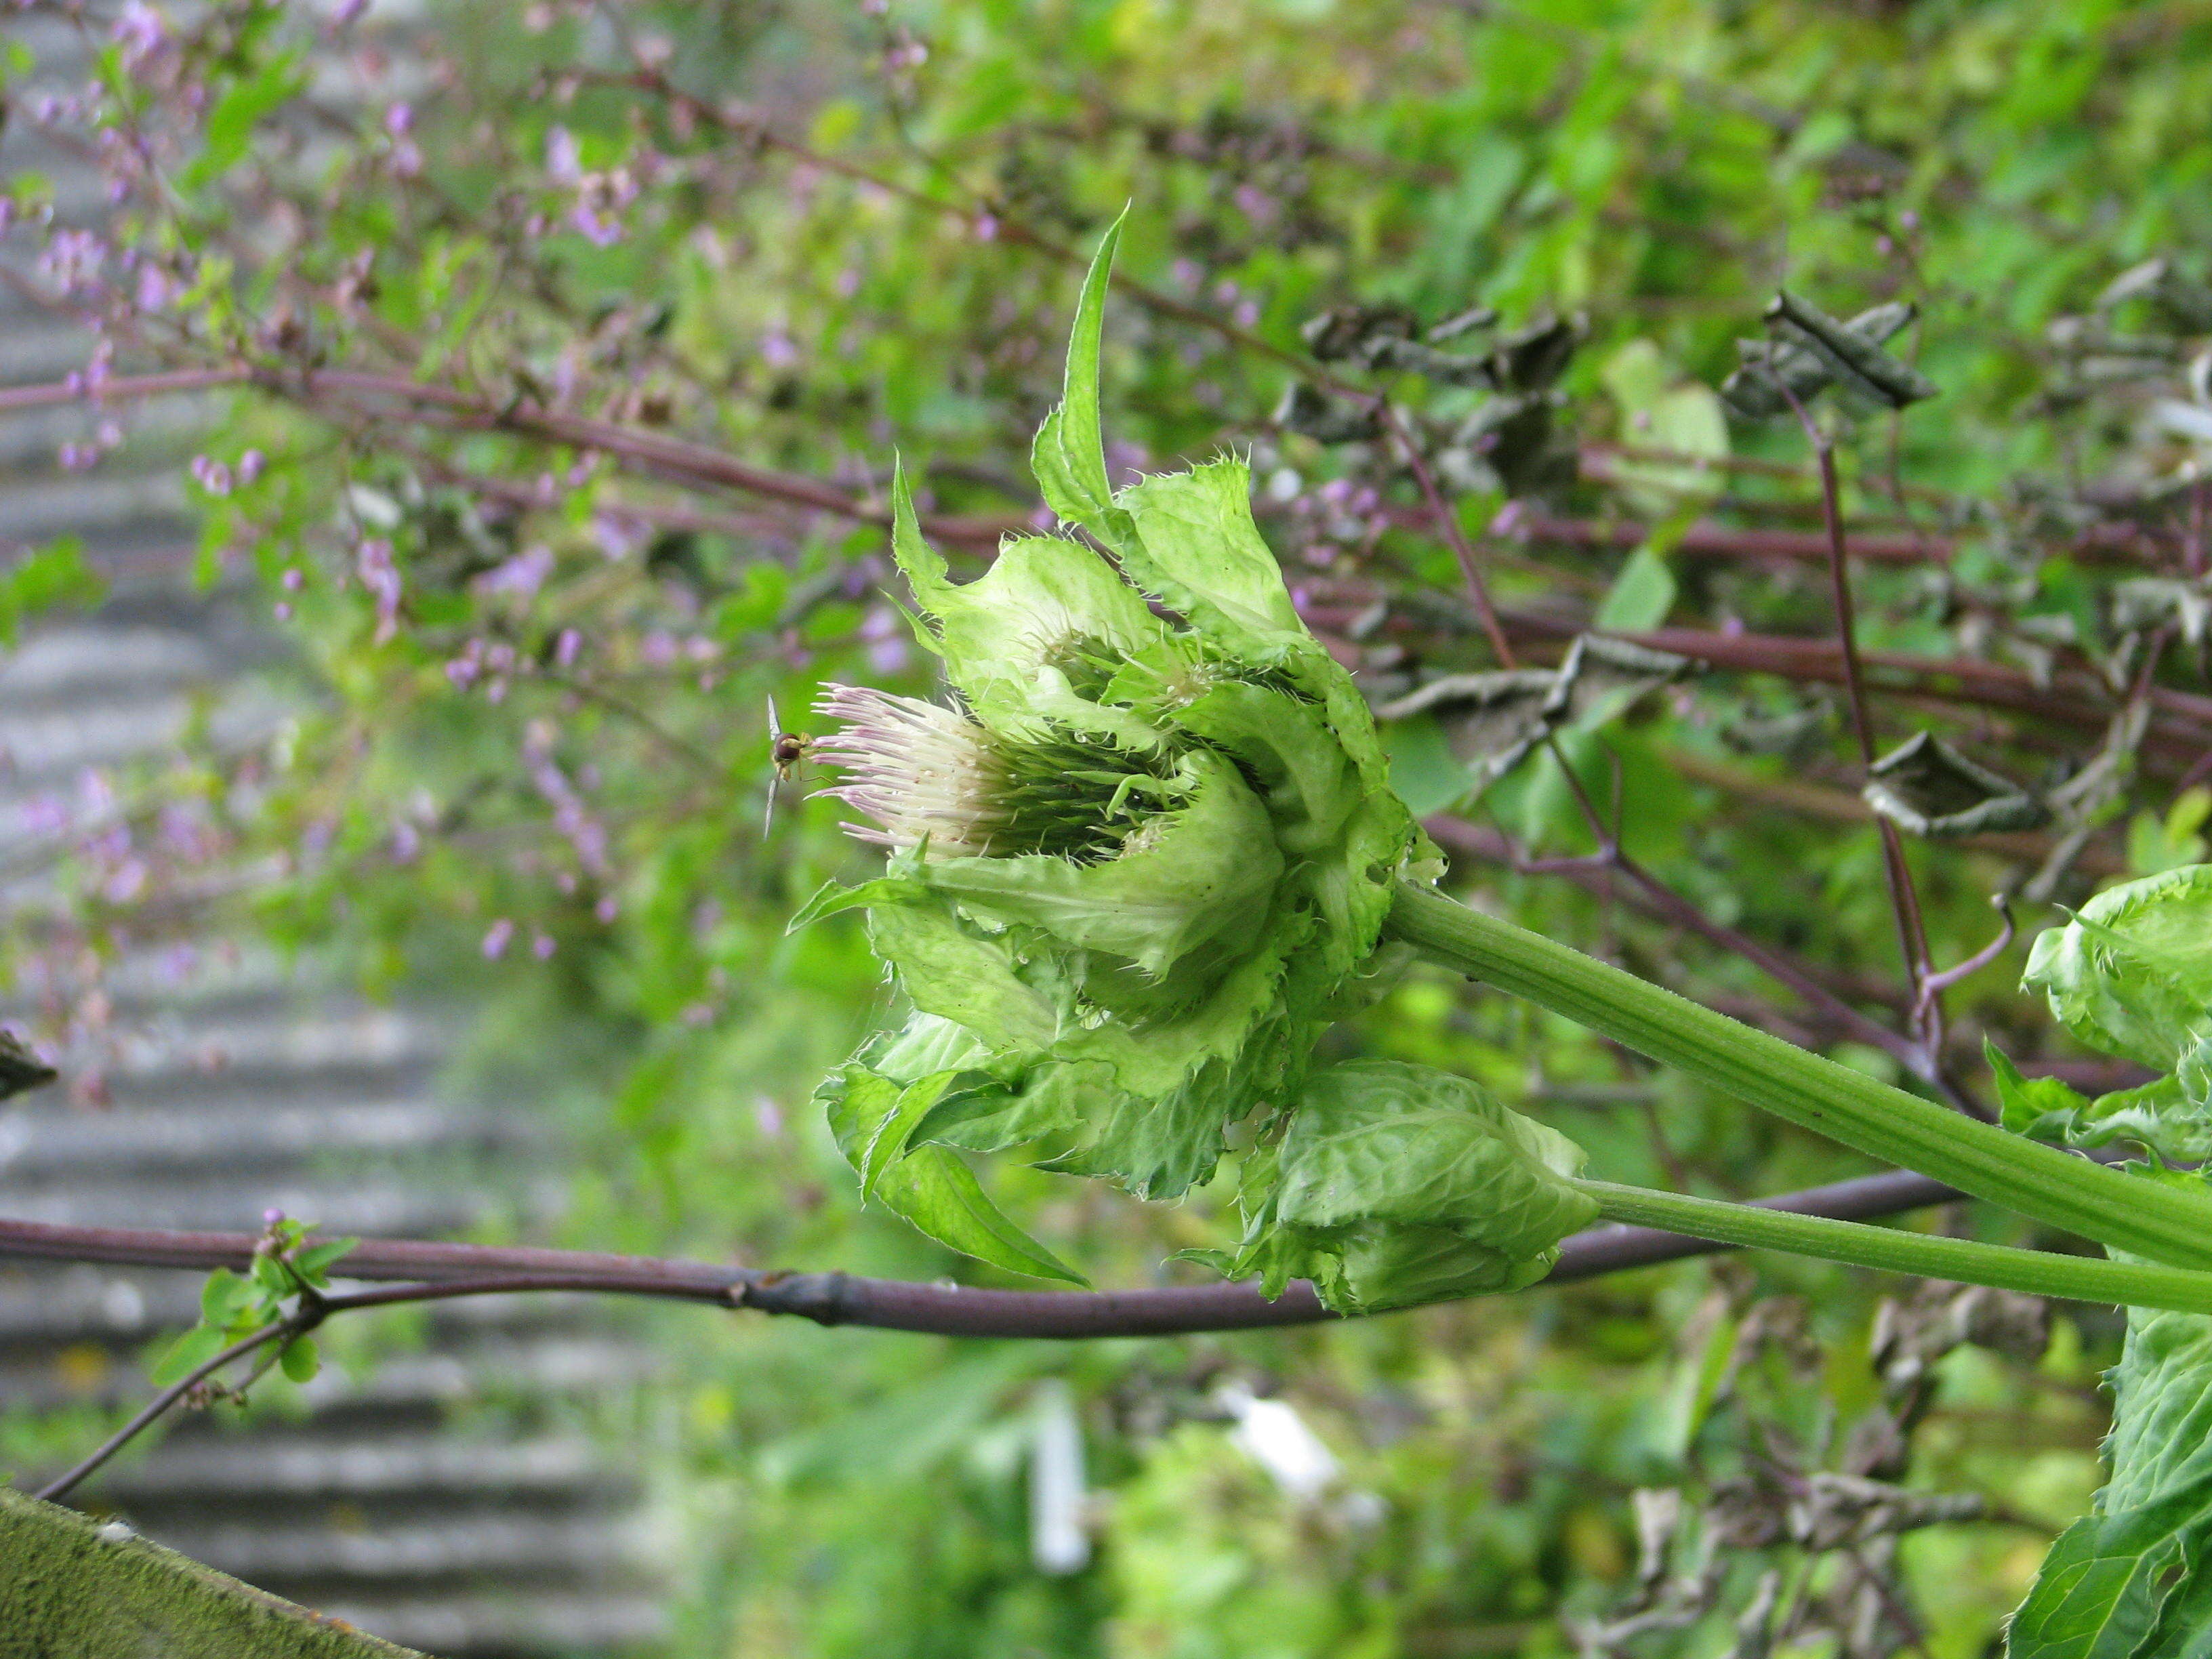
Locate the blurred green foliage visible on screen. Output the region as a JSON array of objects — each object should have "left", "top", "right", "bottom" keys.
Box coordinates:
[{"left": 11, "top": 0, "right": 2212, "bottom": 1651}]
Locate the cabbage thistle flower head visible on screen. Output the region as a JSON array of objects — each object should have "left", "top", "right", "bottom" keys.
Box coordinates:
[{"left": 802, "top": 222, "right": 1601, "bottom": 1309}]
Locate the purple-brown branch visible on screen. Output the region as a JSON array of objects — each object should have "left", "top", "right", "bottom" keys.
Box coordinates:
[{"left": 0, "top": 1163, "right": 1970, "bottom": 1345}]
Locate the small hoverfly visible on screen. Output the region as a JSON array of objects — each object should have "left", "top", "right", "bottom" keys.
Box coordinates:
[{"left": 764, "top": 693, "right": 813, "bottom": 834}]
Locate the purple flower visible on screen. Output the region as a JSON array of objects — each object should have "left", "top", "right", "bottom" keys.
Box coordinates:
[
  {"left": 546, "top": 125, "right": 583, "bottom": 185},
  {"left": 480, "top": 544, "right": 554, "bottom": 598},
  {"left": 77, "top": 769, "right": 116, "bottom": 817},
  {"left": 21, "top": 794, "right": 68, "bottom": 836},
  {"left": 39, "top": 230, "right": 108, "bottom": 295},
  {"left": 589, "top": 514, "right": 637, "bottom": 560},
  {"left": 355, "top": 537, "right": 402, "bottom": 642},
  {"left": 102, "top": 857, "right": 148, "bottom": 903},
  {"left": 482, "top": 918, "right": 515, "bottom": 959},
  {"left": 1232, "top": 184, "right": 1277, "bottom": 226}
]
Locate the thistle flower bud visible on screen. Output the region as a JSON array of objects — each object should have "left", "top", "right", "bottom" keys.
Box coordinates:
[{"left": 801, "top": 224, "right": 1446, "bottom": 1287}]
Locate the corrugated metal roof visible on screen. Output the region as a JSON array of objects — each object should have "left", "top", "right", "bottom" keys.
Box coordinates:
[{"left": 0, "top": 22, "right": 667, "bottom": 1652}]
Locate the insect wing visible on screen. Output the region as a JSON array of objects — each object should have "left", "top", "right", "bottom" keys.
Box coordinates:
[{"left": 764, "top": 693, "right": 785, "bottom": 834}]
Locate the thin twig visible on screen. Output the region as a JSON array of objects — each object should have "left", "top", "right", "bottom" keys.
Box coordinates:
[
  {"left": 0, "top": 366, "right": 249, "bottom": 411},
  {"left": 27, "top": 1272, "right": 749, "bottom": 1504},
  {"left": 35, "top": 1315, "right": 312, "bottom": 1502},
  {"left": 1914, "top": 897, "right": 2016, "bottom": 1023},
  {"left": 1379, "top": 401, "right": 1516, "bottom": 665},
  {"left": 1767, "top": 377, "right": 1937, "bottom": 1045}
]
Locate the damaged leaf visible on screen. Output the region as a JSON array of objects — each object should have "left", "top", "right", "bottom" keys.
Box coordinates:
[
  {"left": 1862, "top": 731, "right": 2049, "bottom": 838},
  {"left": 1721, "top": 299, "right": 1919, "bottom": 419},
  {"left": 1376, "top": 635, "right": 1700, "bottom": 787}
]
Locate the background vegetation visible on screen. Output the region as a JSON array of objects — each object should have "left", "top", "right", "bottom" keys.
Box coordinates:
[{"left": 7, "top": 0, "right": 2212, "bottom": 1652}]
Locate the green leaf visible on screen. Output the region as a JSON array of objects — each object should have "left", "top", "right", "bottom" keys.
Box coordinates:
[
  {"left": 2024, "top": 865, "right": 2212, "bottom": 1070},
  {"left": 1593, "top": 541, "right": 1678, "bottom": 632},
  {"left": 759, "top": 1349, "right": 1040, "bottom": 1487},
  {"left": 1036, "top": 1031, "right": 1279, "bottom": 1200},
  {"left": 0, "top": 537, "right": 105, "bottom": 648},
  {"left": 888, "top": 464, "right": 1165, "bottom": 739},
  {"left": 1029, "top": 209, "right": 1131, "bottom": 550},
  {"left": 1657, "top": 1303, "right": 1740, "bottom": 1462},
  {"left": 250, "top": 1251, "right": 293, "bottom": 1300},
  {"left": 290, "top": 1236, "right": 359, "bottom": 1286},
  {"left": 151, "top": 1323, "right": 229, "bottom": 1388},
  {"left": 787, "top": 869, "right": 929, "bottom": 933},
  {"left": 2000, "top": 1063, "right": 2212, "bottom": 1166},
  {"left": 1277, "top": 1061, "right": 1595, "bottom": 1243},
  {"left": 1115, "top": 460, "right": 1315, "bottom": 670},
  {"left": 905, "top": 1068, "right": 1088, "bottom": 1155},
  {"left": 278, "top": 1336, "right": 321, "bottom": 1383},
  {"left": 859, "top": 1070, "right": 960, "bottom": 1201},
  {"left": 1987, "top": 1038, "right": 2094, "bottom": 1139},
  {"left": 2009, "top": 1307, "right": 2212, "bottom": 1657},
  {"left": 821, "top": 1066, "right": 1086, "bottom": 1285},
  {"left": 199, "top": 1267, "right": 253, "bottom": 1329},
  {"left": 186, "top": 52, "right": 307, "bottom": 186},
  {"left": 1271, "top": 1061, "right": 1600, "bottom": 1312},
  {"left": 1600, "top": 340, "right": 1727, "bottom": 511},
  {"left": 2016, "top": 1500, "right": 2212, "bottom": 1659}
]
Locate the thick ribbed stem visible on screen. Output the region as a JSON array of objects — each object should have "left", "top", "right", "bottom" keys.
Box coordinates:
[{"left": 1386, "top": 881, "right": 2212, "bottom": 1270}]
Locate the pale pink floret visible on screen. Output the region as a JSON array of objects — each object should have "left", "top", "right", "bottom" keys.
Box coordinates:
[{"left": 812, "top": 684, "right": 1008, "bottom": 857}]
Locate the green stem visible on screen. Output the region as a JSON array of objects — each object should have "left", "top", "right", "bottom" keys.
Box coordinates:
[
  {"left": 1578, "top": 1181, "right": 2212, "bottom": 1316},
  {"left": 1386, "top": 880, "right": 2212, "bottom": 1271}
]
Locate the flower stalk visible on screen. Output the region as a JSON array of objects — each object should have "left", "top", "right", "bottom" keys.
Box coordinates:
[
  {"left": 1385, "top": 880, "right": 2212, "bottom": 1271},
  {"left": 1575, "top": 1181, "right": 2212, "bottom": 1316}
]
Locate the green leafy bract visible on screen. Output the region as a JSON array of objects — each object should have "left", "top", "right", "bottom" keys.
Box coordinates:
[
  {"left": 805, "top": 227, "right": 1437, "bottom": 1275},
  {"left": 2009, "top": 1311, "right": 2212, "bottom": 1659},
  {"left": 1992, "top": 1040, "right": 2212, "bottom": 1168},
  {"left": 818, "top": 1063, "right": 1087, "bottom": 1286},
  {"left": 2024, "top": 865, "right": 2212, "bottom": 1075},
  {"left": 2004, "top": 867, "right": 2212, "bottom": 1655},
  {"left": 1246, "top": 1061, "right": 1599, "bottom": 1314}
]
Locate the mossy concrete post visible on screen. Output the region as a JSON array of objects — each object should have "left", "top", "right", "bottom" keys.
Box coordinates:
[{"left": 0, "top": 1486, "right": 430, "bottom": 1658}]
